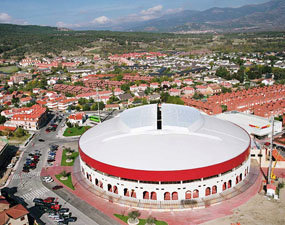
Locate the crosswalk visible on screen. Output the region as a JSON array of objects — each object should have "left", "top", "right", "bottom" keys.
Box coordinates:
[
  {"left": 20, "top": 186, "right": 51, "bottom": 201},
  {"left": 12, "top": 171, "right": 41, "bottom": 180}
]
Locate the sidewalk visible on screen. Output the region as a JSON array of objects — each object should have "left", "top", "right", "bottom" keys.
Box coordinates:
[{"left": 42, "top": 156, "right": 263, "bottom": 225}]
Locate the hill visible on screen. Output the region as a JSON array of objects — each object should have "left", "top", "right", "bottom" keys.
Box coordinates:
[
  {"left": 129, "top": 0, "right": 285, "bottom": 33},
  {"left": 0, "top": 24, "right": 176, "bottom": 58}
]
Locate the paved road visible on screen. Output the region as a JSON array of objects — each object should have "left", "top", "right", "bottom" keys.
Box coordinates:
[{"left": 6, "top": 112, "right": 120, "bottom": 225}]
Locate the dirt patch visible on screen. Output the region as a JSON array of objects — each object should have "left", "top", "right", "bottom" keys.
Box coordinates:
[{"left": 204, "top": 179, "right": 285, "bottom": 225}]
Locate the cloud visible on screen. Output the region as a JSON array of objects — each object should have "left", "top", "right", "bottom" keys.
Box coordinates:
[
  {"left": 141, "top": 5, "right": 163, "bottom": 15},
  {"left": 140, "top": 5, "right": 163, "bottom": 21},
  {"left": 54, "top": 5, "right": 183, "bottom": 29},
  {"left": 56, "top": 21, "right": 81, "bottom": 28},
  {"left": 0, "top": 12, "right": 28, "bottom": 25},
  {"left": 165, "top": 8, "right": 183, "bottom": 14},
  {"left": 0, "top": 13, "right": 12, "bottom": 23},
  {"left": 91, "top": 16, "right": 111, "bottom": 25}
]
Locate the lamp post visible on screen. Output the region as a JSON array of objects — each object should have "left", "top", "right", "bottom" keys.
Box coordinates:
[{"left": 267, "top": 116, "right": 274, "bottom": 184}]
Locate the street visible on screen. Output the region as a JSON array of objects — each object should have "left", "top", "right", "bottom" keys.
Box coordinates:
[{"left": 5, "top": 112, "right": 120, "bottom": 225}]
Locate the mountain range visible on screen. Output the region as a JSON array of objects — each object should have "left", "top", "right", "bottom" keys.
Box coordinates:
[{"left": 127, "top": 0, "right": 285, "bottom": 33}]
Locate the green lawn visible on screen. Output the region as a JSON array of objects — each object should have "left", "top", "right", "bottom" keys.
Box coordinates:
[
  {"left": 63, "top": 126, "right": 91, "bottom": 137},
  {"left": 114, "top": 214, "right": 168, "bottom": 225},
  {"left": 61, "top": 149, "right": 79, "bottom": 166},
  {"left": 55, "top": 173, "right": 75, "bottom": 190},
  {"left": 0, "top": 66, "right": 19, "bottom": 73}
]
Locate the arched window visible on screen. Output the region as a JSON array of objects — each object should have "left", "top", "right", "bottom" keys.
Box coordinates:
[
  {"left": 236, "top": 176, "right": 239, "bottom": 184},
  {"left": 240, "top": 173, "right": 242, "bottom": 181},
  {"left": 222, "top": 182, "right": 227, "bottom": 191},
  {"left": 193, "top": 189, "right": 199, "bottom": 198},
  {"left": 164, "top": 192, "right": 171, "bottom": 200},
  {"left": 124, "top": 188, "right": 129, "bottom": 197},
  {"left": 89, "top": 175, "right": 92, "bottom": 182},
  {"left": 151, "top": 192, "right": 157, "bottom": 200},
  {"left": 185, "top": 191, "right": 192, "bottom": 199},
  {"left": 172, "top": 192, "right": 178, "bottom": 200},
  {"left": 107, "top": 184, "right": 112, "bottom": 192},
  {"left": 143, "top": 191, "right": 149, "bottom": 199},
  {"left": 113, "top": 185, "right": 118, "bottom": 194},
  {"left": 99, "top": 181, "right": 103, "bottom": 188},
  {"left": 212, "top": 185, "right": 217, "bottom": 194},
  {"left": 228, "top": 180, "right": 232, "bottom": 188},
  {"left": 131, "top": 189, "right": 136, "bottom": 198},
  {"left": 205, "top": 187, "right": 211, "bottom": 196},
  {"left": 95, "top": 178, "right": 98, "bottom": 186}
]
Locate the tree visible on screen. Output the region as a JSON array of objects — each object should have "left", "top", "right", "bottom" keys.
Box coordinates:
[
  {"left": 193, "top": 92, "right": 204, "bottom": 100},
  {"left": 128, "top": 210, "right": 140, "bottom": 222},
  {"left": 66, "top": 122, "right": 73, "bottom": 128},
  {"left": 221, "top": 86, "right": 232, "bottom": 93},
  {"left": 0, "top": 115, "right": 6, "bottom": 124},
  {"left": 216, "top": 66, "right": 230, "bottom": 80},
  {"left": 65, "top": 93, "right": 74, "bottom": 97},
  {"left": 221, "top": 105, "right": 227, "bottom": 112},
  {"left": 14, "top": 127, "right": 26, "bottom": 137},
  {"left": 91, "top": 101, "right": 105, "bottom": 110},
  {"left": 107, "top": 95, "right": 119, "bottom": 104},
  {"left": 78, "top": 98, "right": 87, "bottom": 105},
  {"left": 12, "top": 97, "right": 19, "bottom": 104},
  {"left": 74, "top": 81, "right": 84, "bottom": 86},
  {"left": 146, "top": 216, "right": 157, "bottom": 225},
  {"left": 82, "top": 104, "right": 91, "bottom": 111}
]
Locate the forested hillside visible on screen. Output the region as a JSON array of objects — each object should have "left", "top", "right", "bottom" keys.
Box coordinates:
[{"left": 0, "top": 24, "right": 285, "bottom": 59}]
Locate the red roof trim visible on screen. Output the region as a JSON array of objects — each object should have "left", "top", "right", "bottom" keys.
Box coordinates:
[{"left": 79, "top": 143, "right": 250, "bottom": 182}]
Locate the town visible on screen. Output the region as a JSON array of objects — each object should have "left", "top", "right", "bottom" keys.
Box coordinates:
[{"left": 0, "top": 46, "right": 285, "bottom": 224}]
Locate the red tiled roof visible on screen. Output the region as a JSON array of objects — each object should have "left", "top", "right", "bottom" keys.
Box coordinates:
[
  {"left": 0, "top": 126, "right": 17, "bottom": 131},
  {"left": 5, "top": 204, "right": 29, "bottom": 219}
]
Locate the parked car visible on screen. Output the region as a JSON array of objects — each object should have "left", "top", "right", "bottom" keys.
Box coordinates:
[
  {"left": 48, "top": 213, "right": 59, "bottom": 218},
  {"left": 64, "top": 217, "right": 77, "bottom": 222},
  {"left": 39, "top": 139, "right": 45, "bottom": 142},
  {"left": 58, "top": 208, "right": 69, "bottom": 213},
  {"left": 43, "top": 197, "right": 55, "bottom": 203},
  {"left": 52, "top": 185, "right": 63, "bottom": 190},
  {"left": 22, "top": 167, "right": 29, "bottom": 173},
  {"left": 33, "top": 198, "right": 43, "bottom": 203}
]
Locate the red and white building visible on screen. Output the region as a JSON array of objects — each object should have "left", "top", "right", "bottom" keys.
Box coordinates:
[
  {"left": 183, "top": 86, "right": 195, "bottom": 96},
  {"left": 183, "top": 79, "right": 193, "bottom": 86},
  {"left": 68, "top": 112, "right": 86, "bottom": 125},
  {"left": 79, "top": 104, "right": 251, "bottom": 204},
  {"left": 169, "top": 88, "right": 181, "bottom": 96},
  {"left": 114, "top": 88, "right": 124, "bottom": 96},
  {"left": 150, "top": 83, "right": 159, "bottom": 89},
  {"left": 3, "top": 104, "right": 47, "bottom": 130}
]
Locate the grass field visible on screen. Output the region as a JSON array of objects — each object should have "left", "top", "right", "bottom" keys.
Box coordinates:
[
  {"left": 61, "top": 149, "right": 79, "bottom": 166},
  {"left": 0, "top": 66, "right": 19, "bottom": 73},
  {"left": 114, "top": 214, "right": 168, "bottom": 225},
  {"left": 63, "top": 126, "right": 91, "bottom": 137},
  {"left": 55, "top": 173, "right": 75, "bottom": 190},
  {"left": 8, "top": 133, "right": 31, "bottom": 144}
]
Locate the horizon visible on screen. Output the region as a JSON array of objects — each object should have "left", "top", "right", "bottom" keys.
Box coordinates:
[{"left": 0, "top": 0, "right": 269, "bottom": 30}]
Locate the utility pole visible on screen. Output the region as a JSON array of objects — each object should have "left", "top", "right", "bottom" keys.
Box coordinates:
[
  {"left": 267, "top": 116, "right": 274, "bottom": 184},
  {"left": 96, "top": 86, "right": 101, "bottom": 122}
]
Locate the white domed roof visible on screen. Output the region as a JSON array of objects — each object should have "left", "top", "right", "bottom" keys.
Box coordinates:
[{"left": 79, "top": 104, "right": 250, "bottom": 172}]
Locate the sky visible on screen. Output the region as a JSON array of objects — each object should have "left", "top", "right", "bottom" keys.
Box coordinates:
[{"left": 0, "top": 0, "right": 270, "bottom": 29}]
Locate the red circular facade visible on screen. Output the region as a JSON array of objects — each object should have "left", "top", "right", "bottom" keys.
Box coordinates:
[{"left": 79, "top": 144, "right": 250, "bottom": 182}]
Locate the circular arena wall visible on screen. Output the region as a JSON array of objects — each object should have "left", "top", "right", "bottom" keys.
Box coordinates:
[{"left": 79, "top": 104, "right": 251, "bottom": 202}]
